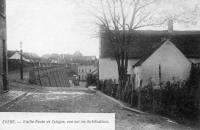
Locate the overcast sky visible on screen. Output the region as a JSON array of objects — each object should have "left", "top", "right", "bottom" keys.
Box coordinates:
[{"left": 6, "top": 0, "right": 200, "bottom": 57}]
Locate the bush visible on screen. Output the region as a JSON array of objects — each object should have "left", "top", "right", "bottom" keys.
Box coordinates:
[
  {"left": 86, "top": 74, "right": 98, "bottom": 87},
  {"left": 98, "top": 79, "right": 117, "bottom": 98},
  {"left": 98, "top": 76, "right": 199, "bottom": 120},
  {"left": 140, "top": 81, "right": 199, "bottom": 119}
]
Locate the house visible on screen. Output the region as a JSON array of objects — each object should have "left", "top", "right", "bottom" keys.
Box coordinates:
[
  {"left": 8, "top": 51, "right": 30, "bottom": 62},
  {"left": 78, "top": 65, "right": 97, "bottom": 81},
  {"left": 0, "top": 0, "right": 7, "bottom": 92},
  {"left": 132, "top": 40, "right": 191, "bottom": 88},
  {"left": 99, "top": 21, "right": 200, "bottom": 87}
]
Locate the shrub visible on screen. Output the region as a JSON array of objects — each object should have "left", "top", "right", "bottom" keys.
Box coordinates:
[
  {"left": 140, "top": 81, "right": 199, "bottom": 119},
  {"left": 86, "top": 74, "right": 98, "bottom": 87},
  {"left": 98, "top": 79, "right": 118, "bottom": 98},
  {"left": 98, "top": 76, "right": 199, "bottom": 120}
]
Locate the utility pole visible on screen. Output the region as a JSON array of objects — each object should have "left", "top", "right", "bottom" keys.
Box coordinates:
[
  {"left": 2, "top": 39, "right": 8, "bottom": 91},
  {"left": 20, "top": 42, "right": 23, "bottom": 80},
  {"left": 2, "top": 0, "right": 8, "bottom": 92}
]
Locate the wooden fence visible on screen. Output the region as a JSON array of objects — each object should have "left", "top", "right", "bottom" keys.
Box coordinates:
[{"left": 29, "top": 66, "right": 71, "bottom": 87}]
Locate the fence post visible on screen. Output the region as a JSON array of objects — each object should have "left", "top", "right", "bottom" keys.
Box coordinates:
[
  {"left": 56, "top": 69, "right": 62, "bottom": 87},
  {"left": 138, "top": 80, "right": 142, "bottom": 110},
  {"left": 53, "top": 71, "right": 58, "bottom": 87},
  {"left": 159, "top": 64, "right": 161, "bottom": 87},
  {"left": 61, "top": 71, "right": 66, "bottom": 87},
  {"left": 37, "top": 69, "right": 42, "bottom": 86},
  {"left": 47, "top": 71, "right": 52, "bottom": 87},
  {"left": 153, "top": 89, "right": 156, "bottom": 113},
  {"left": 131, "top": 75, "right": 135, "bottom": 106}
]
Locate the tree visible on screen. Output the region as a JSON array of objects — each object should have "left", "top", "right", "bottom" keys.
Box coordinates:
[
  {"left": 80, "top": 0, "right": 199, "bottom": 99},
  {"left": 73, "top": 51, "right": 83, "bottom": 57},
  {"left": 94, "top": 0, "right": 168, "bottom": 99}
]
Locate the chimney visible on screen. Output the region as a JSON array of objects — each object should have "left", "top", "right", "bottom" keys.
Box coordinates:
[
  {"left": 99, "top": 25, "right": 105, "bottom": 58},
  {"left": 168, "top": 19, "right": 173, "bottom": 33}
]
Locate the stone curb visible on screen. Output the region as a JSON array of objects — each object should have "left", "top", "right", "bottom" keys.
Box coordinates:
[
  {"left": 88, "top": 87, "right": 182, "bottom": 126},
  {"left": 88, "top": 87, "right": 145, "bottom": 114}
]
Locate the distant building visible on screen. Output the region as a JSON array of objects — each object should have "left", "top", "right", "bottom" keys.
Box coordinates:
[
  {"left": 9, "top": 51, "right": 30, "bottom": 62},
  {"left": 0, "top": 0, "right": 7, "bottom": 92},
  {"left": 78, "top": 65, "right": 97, "bottom": 81}
]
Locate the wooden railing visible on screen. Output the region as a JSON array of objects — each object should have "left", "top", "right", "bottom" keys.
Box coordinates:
[{"left": 29, "top": 66, "right": 72, "bottom": 87}]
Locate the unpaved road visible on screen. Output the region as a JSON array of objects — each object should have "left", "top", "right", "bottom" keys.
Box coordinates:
[{"left": 0, "top": 87, "right": 195, "bottom": 130}]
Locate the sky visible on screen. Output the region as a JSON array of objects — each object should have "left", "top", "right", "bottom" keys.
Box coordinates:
[
  {"left": 6, "top": 0, "right": 98, "bottom": 56},
  {"left": 6, "top": 0, "right": 200, "bottom": 57}
]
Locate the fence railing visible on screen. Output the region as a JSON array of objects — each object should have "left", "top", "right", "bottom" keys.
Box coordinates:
[{"left": 29, "top": 66, "right": 72, "bottom": 87}]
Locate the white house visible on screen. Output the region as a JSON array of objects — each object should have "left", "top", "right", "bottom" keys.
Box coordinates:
[
  {"left": 78, "top": 65, "right": 97, "bottom": 81},
  {"left": 132, "top": 40, "right": 191, "bottom": 88},
  {"left": 99, "top": 23, "right": 200, "bottom": 87}
]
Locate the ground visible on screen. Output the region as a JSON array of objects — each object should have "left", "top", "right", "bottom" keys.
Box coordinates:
[
  {"left": 0, "top": 85, "right": 195, "bottom": 130},
  {"left": 2, "top": 70, "right": 197, "bottom": 129}
]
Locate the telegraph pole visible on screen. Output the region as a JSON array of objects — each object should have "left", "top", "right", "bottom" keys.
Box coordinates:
[
  {"left": 2, "top": 40, "right": 8, "bottom": 91},
  {"left": 20, "top": 42, "right": 23, "bottom": 80},
  {"left": 2, "top": 0, "right": 8, "bottom": 91}
]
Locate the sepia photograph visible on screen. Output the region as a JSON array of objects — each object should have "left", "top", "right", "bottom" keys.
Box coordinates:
[{"left": 0, "top": 0, "right": 200, "bottom": 129}]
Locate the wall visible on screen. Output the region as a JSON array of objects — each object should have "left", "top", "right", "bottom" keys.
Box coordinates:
[
  {"left": 133, "top": 40, "right": 191, "bottom": 88},
  {"left": 99, "top": 58, "right": 138, "bottom": 81}
]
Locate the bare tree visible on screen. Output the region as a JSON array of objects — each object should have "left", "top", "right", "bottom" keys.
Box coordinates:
[
  {"left": 78, "top": 0, "right": 199, "bottom": 99},
  {"left": 93, "top": 0, "right": 167, "bottom": 98}
]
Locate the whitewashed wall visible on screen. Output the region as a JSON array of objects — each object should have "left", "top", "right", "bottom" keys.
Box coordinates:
[
  {"left": 99, "top": 58, "right": 138, "bottom": 81},
  {"left": 133, "top": 40, "right": 191, "bottom": 87}
]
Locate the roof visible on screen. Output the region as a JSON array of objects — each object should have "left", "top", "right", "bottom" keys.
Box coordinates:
[
  {"left": 7, "top": 50, "right": 17, "bottom": 57},
  {"left": 9, "top": 51, "right": 31, "bottom": 62},
  {"left": 8, "top": 50, "right": 40, "bottom": 62},
  {"left": 100, "top": 30, "right": 200, "bottom": 59},
  {"left": 133, "top": 40, "right": 166, "bottom": 67}
]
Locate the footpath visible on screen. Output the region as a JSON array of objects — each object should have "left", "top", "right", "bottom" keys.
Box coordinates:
[
  {"left": 0, "top": 80, "right": 41, "bottom": 109},
  {"left": 0, "top": 80, "right": 89, "bottom": 109}
]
